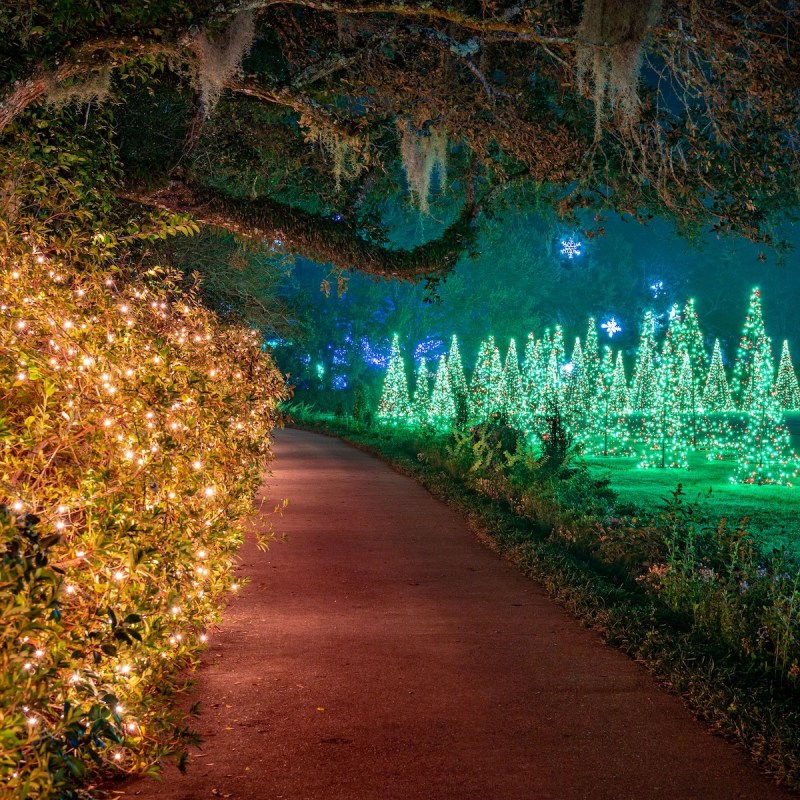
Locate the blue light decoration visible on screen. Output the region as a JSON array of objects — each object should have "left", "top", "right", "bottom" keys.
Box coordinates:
[
  {"left": 602, "top": 318, "right": 622, "bottom": 338},
  {"left": 333, "top": 375, "right": 348, "bottom": 390},
  {"left": 560, "top": 237, "right": 582, "bottom": 259},
  {"left": 332, "top": 347, "right": 348, "bottom": 366},
  {"left": 361, "top": 336, "right": 391, "bottom": 368},
  {"left": 414, "top": 339, "right": 444, "bottom": 360},
  {"left": 649, "top": 280, "right": 664, "bottom": 298}
]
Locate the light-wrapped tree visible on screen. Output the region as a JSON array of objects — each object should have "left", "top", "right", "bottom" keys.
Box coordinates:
[
  {"left": 702, "top": 339, "right": 734, "bottom": 412},
  {"left": 377, "top": 334, "right": 412, "bottom": 424},
  {"left": 774, "top": 340, "right": 800, "bottom": 411},
  {"left": 428, "top": 354, "right": 457, "bottom": 430}
]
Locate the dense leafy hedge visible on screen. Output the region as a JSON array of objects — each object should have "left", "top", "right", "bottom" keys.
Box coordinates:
[{"left": 0, "top": 248, "right": 286, "bottom": 797}]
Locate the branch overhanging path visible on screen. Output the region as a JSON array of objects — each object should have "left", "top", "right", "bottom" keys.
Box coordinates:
[
  {"left": 123, "top": 179, "right": 479, "bottom": 278},
  {"left": 114, "top": 429, "right": 793, "bottom": 800}
]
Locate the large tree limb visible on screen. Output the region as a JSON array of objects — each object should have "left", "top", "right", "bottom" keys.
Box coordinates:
[
  {"left": 0, "top": 40, "right": 175, "bottom": 132},
  {"left": 233, "top": 0, "right": 571, "bottom": 48},
  {"left": 122, "top": 178, "right": 479, "bottom": 279}
]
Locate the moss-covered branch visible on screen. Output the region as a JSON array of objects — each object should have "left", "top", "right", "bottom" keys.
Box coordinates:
[{"left": 123, "top": 178, "right": 479, "bottom": 279}]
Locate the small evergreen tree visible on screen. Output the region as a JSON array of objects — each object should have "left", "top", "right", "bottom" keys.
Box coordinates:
[
  {"left": 584, "top": 317, "right": 601, "bottom": 391},
  {"left": 412, "top": 357, "right": 432, "bottom": 423},
  {"left": 732, "top": 288, "right": 774, "bottom": 410},
  {"left": 446, "top": 334, "right": 469, "bottom": 425},
  {"left": 428, "top": 355, "right": 457, "bottom": 430},
  {"left": 520, "top": 334, "right": 544, "bottom": 429},
  {"left": 702, "top": 339, "right": 734, "bottom": 412},
  {"left": 774, "top": 339, "right": 800, "bottom": 411},
  {"left": 469, "top": 336, "right": 503, "bottom": 423},
  {"left": 564, "top": 337, "right": 591, "bottom": 419},
  {"left": 629, "top": 310, "right": 657, "bottom": 412},
  {"left": 377, "top": 333, "right": 411, "bottom": 424},
  {"left": 608, "top": 350, "right": 630, "bottom": 415},
  {"left": 731, "top": 342, "right": 798, "bottom": 484},
  {"left": 499, "top": 339, "right": 523, "bottom": 425}
]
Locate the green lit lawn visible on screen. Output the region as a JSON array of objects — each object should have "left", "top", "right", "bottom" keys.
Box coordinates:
[{"left": 586, "top": 451, "right": 800, "bottom": 556}]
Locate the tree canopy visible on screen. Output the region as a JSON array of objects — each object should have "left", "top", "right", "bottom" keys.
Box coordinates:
[{"left": 1, "top": 1, "right": 799, "bottom": 283}]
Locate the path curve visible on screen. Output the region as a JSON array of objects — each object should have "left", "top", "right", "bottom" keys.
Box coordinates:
[{"left": 119, "top": 429, "right": 793, "bottom": 800}]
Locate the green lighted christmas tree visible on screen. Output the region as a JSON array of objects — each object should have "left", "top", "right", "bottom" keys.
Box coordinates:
[
  {"left": 730, "top": 339, "right": 798, "bottom": 485},
  {"left": 377, "top": 334, "right": 412, "bottom": 424},
  {"left": 682, "top": 298, "right": 709, "bottom": 404},
  {"left": 521, "top": 334, "right": 544, "bottom": 427},
  {"left": 629, "top": 310, "right": 657, "bottom": 412},
  {"left": 446, "top": 334, "right": 469, "bottom": 425},
  {"left": 564, "top": 337, "right": 590, "bottom": 419},
  {"left": 608, "top": 351, "right": 630, "bottom": 415},
  {"left": 732, "top": 288, "right": 774, "bottom": 410},
  {"left": 428, "top": 355, "right": 457, "bottom": 430},
  {"left": 580, "top": 347, "right": 632, "bottom": 455},
  {"left": 499, "top": 339, "right": 523, "bottom": 425},
  {"left": 584, "top": 317, "right": 600, "bottom": 392},
  {"left": 412, "top": 357, "right": 432, "bottom": 423},
  {"left": 774, "top": 340, "right": 800, "bottom": 411},
  {"left": 639, "top": 343, "right": 690, "bottom": 469},
  {"left": 702, "top": 339, "right": 734, "bottom": 412},
  {"left": 469, "top": 336, "right": 503, "bottom": 423}
]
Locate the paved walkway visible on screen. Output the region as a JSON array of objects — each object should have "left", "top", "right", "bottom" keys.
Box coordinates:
[{"left": 118, "top": 428, "right": 793, "bottom": 799}]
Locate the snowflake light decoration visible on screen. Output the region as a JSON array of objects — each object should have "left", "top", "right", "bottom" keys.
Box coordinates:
[
  {"left": 560, "top": 238, "right": 582, "bottom": 259},
  {"left": 601, "top": 318, "right": 622, "bottom": 338}
]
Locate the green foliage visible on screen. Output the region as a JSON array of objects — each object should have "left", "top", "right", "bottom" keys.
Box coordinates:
[{"left": 0, "top": 248, "right": 285, "bottom": 796}]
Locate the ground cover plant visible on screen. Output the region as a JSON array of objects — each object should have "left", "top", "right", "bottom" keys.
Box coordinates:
[{"left": 289, "top": 403, "right": 800, "bottom": 789}]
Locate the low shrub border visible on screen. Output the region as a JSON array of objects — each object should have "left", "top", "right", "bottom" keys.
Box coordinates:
[{"left": 293, "top": 414, "right": 800, "bottom": 791}]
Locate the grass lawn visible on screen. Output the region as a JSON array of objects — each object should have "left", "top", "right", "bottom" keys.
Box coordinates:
[{"left": 586, "top": 452, "right": 800, "bottom": 557}]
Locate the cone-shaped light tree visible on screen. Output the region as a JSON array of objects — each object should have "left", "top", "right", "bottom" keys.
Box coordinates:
[
  {"left": 377, "top": 334, "right": 412, "bottom": 424},
  {"left": 469, "top": 336, "right": 503, "bottom": 423},
  {"left": 581, "top": 347, "right": 631, "bottom": 455},
  {"left": 428, "top": 354, "right": 457, "bottom": 430},
  {"left": 584, "top": 317, "right": 601, "bottom": 393},
  {"left": 446, "top": 334, "right": 469, "bottom": 426},
  {"left": 499, "top": 339, "right": 523, "bottom": 425},
  {"left": 639, "top": 342, "right": 690, "bottom": 469},
  {"left": 412, "top": 356, "right": 432, "bottom": 423},
  {"left": 730, "top": 338, "right": 798, "bottom": 484},
  {"left": 629, "top": 310, "right": 658, "bottom": 412},
  {"left": 608, "top": 351, "right": 630, "bottom": 415},
  {"left": 774, "top": 340, "right": 800, "bottom": 411},
  {"left": 702, "top": 339, "right": 734, "bottom": 412},
  {"left": 521, "top": 334, "right": 544, "bottom": 428},
  {"left": 682, "top": 298, "right": 710, "bottom": 406},
  {"left": 732, "top": 288, "right": 774, "bottom": 410},
  {"left": 564, "top": 337, "right": 590, "bottom": 419}
]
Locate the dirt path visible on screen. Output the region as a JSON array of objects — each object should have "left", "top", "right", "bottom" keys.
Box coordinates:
[{"left": 118, "top": 428, "right": 793, "bottom": 800}]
